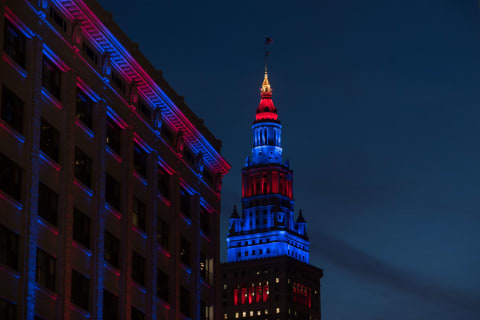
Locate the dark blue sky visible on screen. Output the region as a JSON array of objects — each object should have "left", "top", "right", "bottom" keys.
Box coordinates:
[{"left": 98, "top": 0, "right": 480, "bottom": 318}]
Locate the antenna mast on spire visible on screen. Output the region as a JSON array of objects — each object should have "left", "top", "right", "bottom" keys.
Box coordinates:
[{"left": 265, "top": 36, "right": 273, "bottom": 74}]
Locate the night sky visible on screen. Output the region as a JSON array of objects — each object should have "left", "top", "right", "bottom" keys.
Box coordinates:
[{"left": 98, "top": 0, "right": 480, "bottom": 319}]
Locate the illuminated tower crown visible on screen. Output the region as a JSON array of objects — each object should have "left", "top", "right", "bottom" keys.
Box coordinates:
[{"left": 227, "top": 72, "right": 309, "bottom": 263}]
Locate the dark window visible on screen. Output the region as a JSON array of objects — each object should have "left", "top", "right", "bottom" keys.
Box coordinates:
[
  {"left": 76, "top": 90, "right": 93, "bottom": 129},
  {"left": 157, "top": 217, "right": 169, "bottom": 249},
  {"left": 203, "top": 167, "right": 214, "bottom": 188},
  {"left": 49, "top": 7, "right": 67, "bottom": 32},
  {"left": 0, "top": 298, "right": 16, "bottom": 320},
  {"left": 133, "top": 142, "right": 147, "bottom": 178},
  {"left": 103, "top": 290, "right": 118, "bottom": 320},
  {"left": 180, "top": 286, "right": 190, "bottom": 317},
  {"left": 201, "top": 301, "right": 209, "bottom": 320},
  {"left": 200, "top": 207, "right": 209, "bottom": 235},
  {"left": 131, "top": 306, "right": 144, "bottom": 320},
  {"left": 158, "top": 166, "right": 170, "bottom": 199},
  {"left": 36, "top": 248, "right": 55, "bottom": 292},
  {"left": 180, "top": 236, "right": 190, "bottom": 267},
  {"left": 82, "top": 42, "right": 98, "bottom": 65},
  {"left": 139, "top": 100, "right": 151, "bottom": 122},
  {"left": 38, "top": 182, "right": 58, "bottom": 226},
  {"left": 157, "top": 269, "right": 168, "bottom": 302},
  {"left": 73, "top": 208, "right": 90, "bottom": 249},
  {"left": 0, "top": 152, "right": 22, "bottom": 201},
  {"left": 40, "top": 118, "right": 60, "bottom": 163},
  {"left": 105, "top": 173, "right": 120, "bottom": 211},
  {"left": 132, "top": 251, "right": 145, "bottom": 286},
  {"left": 71, "top": 269, "right": 89, "bottom": 310},
  {"left": 111, "top": 72, "right": 125, "bottom": 93},
  {"left": 132, "top": 197, "right": 146, "bottom": 231},
  {"left": 42, "top": 57, "right": 61, "bottom": 100},
  {"left": 183, "top": 147, "right": 195, "bottom": 166},
  {"left": 0, "top": 225, "right": 19, "bottom": 271},
  {"left": 4, "top": 20, "right": 26, "bottom": 69},
  {"left": 161, "top": 125, "right": 174, "bottom": 144},
  {"left": 104, "top": 231, "right": 119, "bottom": 268},
  {"left": 74, "top": 147, "right": 92, "bottom": 188},
  {"left": 1, "top": 85, "right": 24, "bottom": 134},
  {"left": 180, "top": 188, "right": 190, "bottom": 217},
  {"left": 106, "top": 117, "right": 121, "bottom": 155}
]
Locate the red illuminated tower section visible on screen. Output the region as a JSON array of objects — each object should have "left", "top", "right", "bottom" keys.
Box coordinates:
[{"left": 221, "top": 71, "right": 323, "bottom": 320}]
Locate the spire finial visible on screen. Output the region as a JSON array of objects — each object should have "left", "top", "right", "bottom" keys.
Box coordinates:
[{"left": 264, "top": 36, "right": 273, "bottom": 75}]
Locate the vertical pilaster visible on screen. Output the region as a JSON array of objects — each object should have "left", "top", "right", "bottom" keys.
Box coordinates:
[
  {"left": 22, "top": 35, "right": 43, "bottom": 320},
  {"left": 170, "top": 170, "right": 180, "bottom": 320},
  {"left": 192, "top": 191, "right": 201, "bottom": 320},
  {"left": 147, "top": 147, "right": 159, "bottom": 320}
]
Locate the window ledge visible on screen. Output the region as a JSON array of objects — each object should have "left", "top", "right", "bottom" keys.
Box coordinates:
[
  {"left": 157, "top": 245, "right": 171, "bottom": 258},
  {"left": 0, "top": 189, "right": 23, "bottom": 210},
  {"left": 200, "top": 230, "right": 211, "bottom": 242},
  {"left": 0, "top": 263, "right": 21, "bottom": 279},
  {"left": 72, "top": 240, "right": 92, "bottom": 257},
  {"left": 41, "top": 87, "right": 62, "bottom": 109},
  {"left": 106, "top": 145, "right": 122, "bottom": 163},
  {"left": 35, "top": 283, "right": 58, "bottom": 300},
  {"left": 75, "top": 119, "right": 94, "bottom": 139},
  {"left": 133, "top": 170, "right": 148, "bottom": 186},
  {"left": 74, "top": 178, "right": 93, "bottom": 197},
  {"left": 69, "top": 302, "right": 91, "bottom": 318},
  {"left": 157, "top": 192, "right": 171, "bottom": 207},
  {"left": 105, "top": 202, "right": 121, "bottom": 219},
  {"left": 0, "top": 119, "right": 25, "bottom": 143},
  {"left": 180, "top": 214, "right": 192, "bottom": 226},
  {"left": 132, "top": 225, "right": 147, "bottom": 239},
  {"left": 103, "top": 261, "right": 120, "bottom": 276},
  {"left": 156, "top": 296, "right": 171, "bottom": 310},
  {"left": 180, "top": 263, "right": 192, "bottom": 275},
  {"left": 131, "top": 281, "right": 147, "bottom": 294},
  {"left": 39, "top": 150, "right": 61, "bottom": 172},
  {"left": 2, "top": 53, "right": 27, "bottom": 78},
  {"left": 36, "top": 216, "right": 58, "bottom": 235},
  {"left": 200, "top": 277, "right": 211, "bottom": 289}
]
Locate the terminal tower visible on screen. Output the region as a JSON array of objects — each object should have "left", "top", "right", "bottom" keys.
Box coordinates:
[{"left": 219, "top": 71, "right": 323, "bottom": 320}]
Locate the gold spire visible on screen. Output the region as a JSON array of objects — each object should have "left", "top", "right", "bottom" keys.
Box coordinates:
[{"left": 261, "top": 72, "right": 271, "bottom": 93}]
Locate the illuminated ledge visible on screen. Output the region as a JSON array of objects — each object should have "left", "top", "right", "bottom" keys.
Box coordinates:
[
  {"left": 131, "top": 281, "right": 147, "bottom": 294},
  {"left": 181, "top": 263, "right": 192, "bottom": 275},
  {"left": 74, "top": 178, "right": 94, "bottom": 197},
  {"left": 157, "top": 245, "right": 171, "bottom": 258},
  {"left": 41, "top": 87, "right": 63, "bottom": 110},
  {"left": 180, "top": 214, "right": 192, "bottom": 226},
  {"left": 39, "top": 151, "right": 62, "bottom": 172},
  {"left": 2, "top": 52, "right": 27, "bottom": 78},
  {"left": 75, "top": 119, "right": 95, "bottom": 139},
  {"left": 0, "top": 189, "right": 23, "bottom": 211},
  {"left": 157, "top": 192, "right": 171, "bottom": 207},
  {"left": 156, "top": 297, "right": 171, "bottom": 310},
  {"left": 70, "top": 303, "right": 91, "bottom": 319},
  {"left": 106, "top": 145, "right": 122, "bottom": 163},
  {"left": 200, "top": 230, "right": 211, "bottom": 242},
  {"left": 200, "top": 278, "right": 211, "bottom": 289},
  {"left": 72, "top": 240, "right": 92, "bottom": 257},
  {"left": 132, "top": 225, "right": 147, "bottom": 239},
  {"left": 104, "top": 262, "right": 120, "bottom": 276},
  {"left": 105, "top": 203, "right": 121, "bottom": 220},
  {"left": 0, "top": 120, "right": 25, "bottom": 143},
  {"left": 36, "top": 217, "right": 58, "bottom": 235},
  {"left": 133, "top": 170, "right": 148, "bottom": 186},
  {"left": 35, "top": 283, "right": 58, "bottom": 300},
  {"left": 0, "top": 264, "right": 21, "bottom": 280}
]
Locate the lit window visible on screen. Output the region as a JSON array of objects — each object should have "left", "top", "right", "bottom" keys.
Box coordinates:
[
  {"left": 276, "top": 277, "right": 279, "bottom": 283},
  {"left": 4, "top": 20, "right": 26, "bottom": 69},
  {"left": 1, "top": 85, "right": 24, "bottom": 134},
  {"left": 224, "top": 314, "right": 228, "bottom": 319},
  {"left": 276, "top": 308, "right": 280, "bottom": 314},
  {"left": 242, "top": 311, "right": 246, "bottom": 318},
  {"left": 249, "top": 311, "right": 253, "bottom": 316},
  {"left": 235, "top": 312, "right": 239, "bottom": 318},
  {"left": 257, "top": 310, "right": 261, "bottom": 316},
  {"left": 265, "top": 309, "right": 268, "bottom": 314}
]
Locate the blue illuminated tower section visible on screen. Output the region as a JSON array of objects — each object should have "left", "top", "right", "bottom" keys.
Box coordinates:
[{"left": 227, "top": 72, "right": 310, "bottom": 263}]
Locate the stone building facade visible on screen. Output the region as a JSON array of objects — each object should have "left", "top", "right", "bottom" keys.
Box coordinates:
[{"left": 0, "top": 0, "right": 230, "bottom": 319}]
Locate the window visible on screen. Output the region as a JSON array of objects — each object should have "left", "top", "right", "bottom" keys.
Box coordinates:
[
  {"left": 180, "top": 236, "right": 190, "bottom": 267},
  {"left": 36, "top": 248, "right": 56, "bottom": 292},
  {"left": 4, "top": 20, "right": 26, "bottom": 69},
  {"left": 157, "top": 269, "right": 169, "bottom": 302},
  {"left": 104, "top": 231, "right": 119, "bottom": 268},
  {"left": 49, "top": 6, "right": 67, "bottom": 32},
  {"left": 106, "top": 117, "right": 121, "bottom": 155},
  {"left": 105, "top": 173, "right": 120, "bottom": 211},
  {"left": 157, "top": 166, "right": 170, "bottom": 199},
  {"left": 71, "top": 269, "right": 89, "bottom": 310},
  {"left": 200, "top": 254, "right": 212, "bottom": 282},
  {"left": 40, "top": 118, "right": 60, "bottom": 163},
  {"left": 76, "top": 90, "right": 93, "bottom": 129},
  {"left": 82, "top": 41, "right": 98, "bottom": 65},
  {"left": 0, "top": 298, "right": 16, "bottom": 320},
  {"left": 179, "top": 188, "right": 190, "bottom": 217},
  {"left": 38, "top": 182, "right": 58, "bottom": 226},
  {"left": 1, "top": 85, "right": 24, "bottom": 134},
  {"left": 132, "top": 251, "right": 145, "bottom": 286},
  {"left": 73, "top": 208, "right": 90, "bottom": 249},
  {"left": 133, "top": 142, "right": 147, "bottom": 178},
  {"left": 161, "top": 125, "right": 174, "bottom": 145},
  {"left": 201, "top": 301, "right": 211, "bottom": 320},
  {"left": 139, "top": 100, "right": 151, "bottom": 122},
  {"left": 42, "top": 57, "right": 61, "bottom": 100},
  {"left": 103, "top": 290, "right": 118, "bottom": 320},
  {"left": 0, "top": 224, "right": 19, "bottom": 271},
  {"left": 183, "top": 147, "right": 195, "bottom": 166},
  {"left": 111, "top": 71, "right": 125, "bottom": 93},
  {"left": 179, "top": 286, "right": 190, "bottom": 317},
  {"left": 132, "top": 197, "right": 146, "bottom": 231},
  {"left": 131, "top": 306, "right": 144, "bottom": 320},
  {"left": 203, "top": 167, "right": 214, "bottom": 188},
  {"left": 74, "top": 147, "right": 92, "bottom": 188},
  {"left": 0, "top": 152, "right": 22, "bottom": 201},
  {"left": 200, "top": 207, "right": 209, "bottom": 235},
  {"left": 157, "top": 217, "right": 169, "bottom": 249}
]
